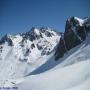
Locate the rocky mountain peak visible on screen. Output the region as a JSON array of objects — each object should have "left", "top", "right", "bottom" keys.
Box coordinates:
[
  {"left": 55, "top": 16, "right": 90, "bottom": 60},
  {"left": 0, "top": 27, "right": 60, "bottom": 66}
]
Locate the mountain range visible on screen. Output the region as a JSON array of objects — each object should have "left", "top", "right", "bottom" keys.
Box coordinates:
[{"left": 0, "top": 16, "right": 90, "bottom": 90}]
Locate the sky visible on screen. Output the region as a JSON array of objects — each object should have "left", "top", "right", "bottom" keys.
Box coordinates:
[{"left": 0, "top": 0, "right": 90, "bottom": 36}]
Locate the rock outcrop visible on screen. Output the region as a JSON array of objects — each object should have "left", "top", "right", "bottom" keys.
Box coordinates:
[{"left": 55, "top": 17, "right": 90, "bottom": 60}]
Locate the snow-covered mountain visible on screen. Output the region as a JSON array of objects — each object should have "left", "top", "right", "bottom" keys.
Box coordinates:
[
  {"left": 2, "top": 33, "right": 90, "bottom": 90},
  {"left": 0, "top": 16, "right": 90, "bottom": 90},
  {"left": 55, "top": 16, "right": 90, "bottom": 60},
  {"left": 0, "top": 27, "right": 61, "bottom": 79}
]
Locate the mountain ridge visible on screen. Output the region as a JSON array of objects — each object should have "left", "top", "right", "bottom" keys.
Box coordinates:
[
  {"left": 0, "top": 16, "right": 90, "bottom": 79},
  {"left": 0, "top": 27, "right": 61, "bottom": 79},
  {"left": 55, "top": 16, "right": 90, "bottom": 60}
]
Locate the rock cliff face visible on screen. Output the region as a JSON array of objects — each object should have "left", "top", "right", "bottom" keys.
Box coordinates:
[
  {"left": 0, "top": 27, "right": 61, "bottom": 63},
  {"left": 55, "top": 17, "right": 90, "bottom": 60}
]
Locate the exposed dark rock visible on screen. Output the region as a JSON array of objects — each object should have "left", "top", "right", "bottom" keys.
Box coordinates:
[
  {"left": 64, "top": 28, "right": 81, "bottom": 51},
  {"left": 85, "top": 23, "right": 90, "bottom": 32},
  {"left": 37, "top": 44, "right": 43, "bottom": 50},
  {"left": 0, "top": 45, "right": 3, "bottom": 49},
  {"left": 19, "top": 58, "right": 28, "bottom": 62},
  {"left": 76, "top": 26, "right": 86, "bottom": 41},
  {"left": 0, "top": 34, "right": 13, "bottom": 46},
  {"left": 24, "top": 48, "right": 31, "bottom": 56},
  {"left": 45, "top": 31, "right": 52, "bottom": 37},
  {"left": 41, "top": 50, "right": 46, "bottom": 56},
  {"left": 31, "top": 43, "right": 35, "bottom": 49},
  {"left": 55, "top": 17, "right": 90, "bottom": 60},
  {"left": 55, "top": 37, "right": 67, "bottom": 60},
  {"left": 46, "top": 51, "right": 51, "bottom": 55},
  {"left": 21, "top": 27, "right": 44, "bottom": 42}
]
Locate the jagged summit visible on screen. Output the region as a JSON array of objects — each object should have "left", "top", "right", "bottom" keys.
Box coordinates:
[
  {"left": 67, "top": 16, "right": 90, "bottom": 26},
  {"left": 0, "top": 16, "right": 90, "bottom": 80},
  {"left": 0, "top": 27, "right": 60, "bottom": 45},
  {"left": 55, "top": 16, "right": 90, "bottom": 60},
  {"left": 0, "top": 27, "right": 60, "bottom": 78},
  {"left": 20, "top": 27, "right": 61, "bottom": 41}
]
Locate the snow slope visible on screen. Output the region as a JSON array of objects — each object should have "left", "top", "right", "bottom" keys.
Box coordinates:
[
  {"left": 51, "top": 33, "right": 90, "bottom": 70},
  {"left": 26, "top": 33, "right": 90, "bottom": 75},
  {"left": 12, "top": 33, "right": 90, "bottom": 90},
  {"left": 0, "top": 17, "right": 90, "bottom": 90},
  {"left": 0, "top": 33, "right": 87, "bottom": 90},
  {"left": 15, "top": 60, "right": 90, "bottom": 90}
]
